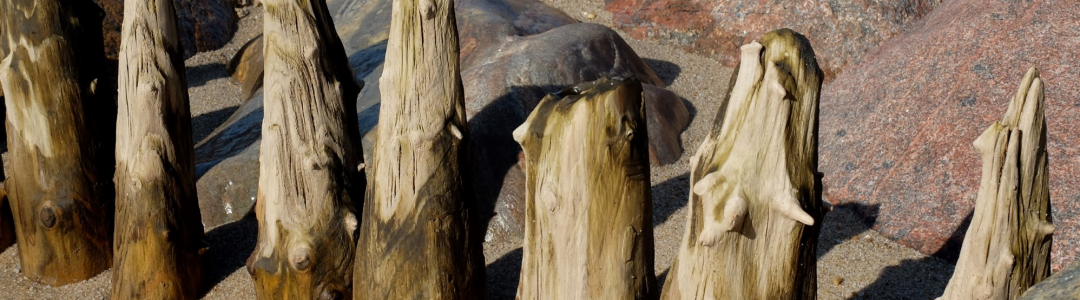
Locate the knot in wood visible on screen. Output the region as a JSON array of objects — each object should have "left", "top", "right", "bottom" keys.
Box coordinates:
[
  {"left": 419, "top": 0, "right": 436, "bottom": 20},
  {"left": 290, "top": 246, "right": 312, "bottom": 271},
  {"left": 39, "top": 202, "right": 59, "bottom": 229},
  {"left": 320, "top": 289, "right": 344, "bottom": 300}
]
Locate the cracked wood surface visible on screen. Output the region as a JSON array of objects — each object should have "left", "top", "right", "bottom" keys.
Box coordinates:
[
  {"left": 351, "top": 0, "right": 485, "bottom": 296},
  {"left": 512, "top": 77, "right": 659, "bottom": 300},
  {"left": 245, "top": 0, "right": 365, "bottom": 298},
  {"left": 660, "top": 29, "right": 825, "bottom": 300},
  {"left": 111, "top": 0, "right": 207, "bottom": 298},
  {"left": 0, "top": 0, "right": 116, "bottom": 286},
  {"left": 937, "top": 67, "right": 1052, "bottom": 300}
]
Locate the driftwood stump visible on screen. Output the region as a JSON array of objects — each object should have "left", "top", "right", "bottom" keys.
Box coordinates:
[
  {"left": 660, "top": 29, "right": 825, "bottom": 300},
  {"left": 512, "top": 77, "right": 658, "bottom": 300},
  {"left": 937, "top": 67, "right": 1053, "bottom": 300},
  {"left": 110, "top": 0, "right": 208, "bottom": 297},
  {"left": 244, "top": 0, "right": 366, "bottom": 298},
  {"left": 0, "top": 0, "right": 116, "bottom": 285},
  {"left": 351, "top": 0, "right": 485, "bottom": 296}
]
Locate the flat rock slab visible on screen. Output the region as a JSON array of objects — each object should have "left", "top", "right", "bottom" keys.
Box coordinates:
[
  {"left": 196, "top": 0, "right": 690, "bottom": 244},
  {"left": 819, "top": 0, "right": 1080, "bottom": 270},
  {"left": 604, "top": 0, "right": 939, "bottom": 80},
  {"left": 1019, "top": 262, "right": 1080, "bottom": 299},
  {"left": 96, "top": 0, "right": 238, "bottom": 58}
]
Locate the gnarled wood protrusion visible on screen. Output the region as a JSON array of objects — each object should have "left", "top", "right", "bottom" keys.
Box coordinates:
[
  {"left": 0, "top": 0, "right": 116, "bottom": 285},
  {"left": 660, "top": 29, "right": 825, "bottom": 300},
  {"left": 111, "top": 0, "right": 207, "bottom": 298},
  {"left": 937, "top": 67, "right": 1052, "bottom": 300},
  {"left": 513, "top": 77, "right": 658, "bottom": 300},
  {"left": 351, "top": 0, "right": 485, "bottom": 296},
  {"left": 245, "top": 0, "right": 365, "bottom": 298}
]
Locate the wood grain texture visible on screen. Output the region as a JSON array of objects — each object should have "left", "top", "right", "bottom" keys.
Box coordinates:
[
  {"left": 111, "top": 0, "right": 207, "bottom": 298},
  {"left": 245, "top": 0, "right": 365, "bottom": 297},
  {"left": 512, "top": 77, "right": 658, "bottom": 300},
  {"left": 660, "top": 28, "right": 825, "bottom": 300},
  {"left": 0, "top": 0, "right": 116, "bottom": 286},
  {"left": 937, "top": 67, "right": 1053, "bottom": 300},
  {"left": 351, "top": 0, "right": 485, "bottom": 296}
]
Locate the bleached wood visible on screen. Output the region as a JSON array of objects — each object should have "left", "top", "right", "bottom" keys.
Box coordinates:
[
  {"left": 512, "top": 77, "right": 659, "bottom": 300},
  {"left": 660, "top": 28, "right": 825, "bottom": 300},
  {"left": 110, "top": 0, "right": 207, "bottom": 298},
  {"left": 937, "top": 67, "right": 1052, "bottom": 300},
  {"left": 0, "top": 0, "right": 116, "bottom": 285},
  {"left": 351, "top": 0, "right": 485, "bottom": 296},
  {"left": 245, "top": 0, "right": 365, "bottom": 298}
]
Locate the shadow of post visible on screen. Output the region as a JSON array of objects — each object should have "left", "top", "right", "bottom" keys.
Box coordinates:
[
  {"left": 486, "top": 248, "right": 523, "bottom": 300},
  {"left": 199, "top": 213, "right": 258, "bottom": 296}
]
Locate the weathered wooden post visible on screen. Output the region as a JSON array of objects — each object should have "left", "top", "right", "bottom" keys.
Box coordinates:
[
  {"left": 660, "top": 28, "right": 825, "bottom": 300},
  {"left": 110, "top": 0, "right": 208, "bottom": 297},
  {"left": 0, "top": 0, "right": 116, "bottom": 285},
  {"left": 512, "top": 77, "right": 659, "bottom": 300},
  {"left": 244, "top": 0, "right": 366, "bottom": 297},
  {"left": 351, "top": 0, "right": 485, "bottom": 296},
  {"left": 937, "top": 67, "right": 1053, "bottom": 300}
]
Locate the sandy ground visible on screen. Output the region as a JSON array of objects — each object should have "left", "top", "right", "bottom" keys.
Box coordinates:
[{"left": 0, "top": 1, "right": 956, "bottom": 299}]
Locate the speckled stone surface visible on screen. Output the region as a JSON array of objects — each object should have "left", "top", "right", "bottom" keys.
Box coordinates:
[
  {"left": 819, "top": 0, "right": 1080, "bottom": 271},
  {"left": 603, "top": 0, "right": 940, "bottom": 80},
  {"left": 1020, "top": 262, "right": 1080, "bottom": 299},
  {"left": 95, "top": 0, "right": 238, "bottom": 59}
]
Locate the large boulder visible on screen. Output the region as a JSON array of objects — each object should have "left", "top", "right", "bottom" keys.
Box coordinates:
[
  {"left": 95, "top": 0, "right": 238, "bottom": 58},
  {"left": 197, "top": 0, "right": 690, "bottom": 243},
  {"left": 819, "top": 0, "right": 1080, "bottom": 270},
  {"left": 604, "top": 0, "right": 939, "bottom": 80}
]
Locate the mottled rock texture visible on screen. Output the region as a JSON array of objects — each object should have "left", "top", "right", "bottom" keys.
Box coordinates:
[
  {"left": 96, "top": 0, "right": 238, "bottom": 58},
  {"left": 819, "top": 0, "right": 1080, "bottom": 271},
  {"left": 604, "top": 0, "right": 940, "bottom": 80},
  {"left": 199, "top": 0, "right": 689, "bottom": 244}
]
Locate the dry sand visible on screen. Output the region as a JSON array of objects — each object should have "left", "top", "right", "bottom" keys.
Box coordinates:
[{"left": 0, "top": 2, "right": 955, "bottom": 299}]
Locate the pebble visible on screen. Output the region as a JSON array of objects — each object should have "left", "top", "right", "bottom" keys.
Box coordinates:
[{"left": 833, "top": 276, "right": 844, "bottom": 286}]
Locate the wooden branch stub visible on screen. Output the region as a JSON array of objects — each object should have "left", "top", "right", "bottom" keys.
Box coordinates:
[
  {"left": 937, "top": 67, "right": 1052, "bottom": 300},
  {"left": 110, "top": 0, "right": 207, "bottom": 298},
  {"left": 245, "top": 0, "right": 365, "bottom": 298},
  {"left": 0, "top": 0, "right": 116, "bottom": 285},
  {"left": 513, "top": 77, "right": 659, "bottom": 300},
  {"left": 351, "top": 0, "right": 485, "bottom": 296},
  {"left": 661, "top": 28, "right": 824, "bottom": 300}
]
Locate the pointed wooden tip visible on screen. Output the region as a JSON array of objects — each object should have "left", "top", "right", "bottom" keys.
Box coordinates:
[
  {"left": 512, "top": 122, "right": 527, "bottom": 144},
  {"left": 448, "top": 123, "right": 463, "bottom": 140},
  {"left": 720, "top": 194, "right": 748, "bottom": 232},
  {"left": 776, "top": 189, "right": 814, "bottom": 226}
]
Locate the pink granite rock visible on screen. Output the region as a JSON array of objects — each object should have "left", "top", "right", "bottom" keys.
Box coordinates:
[
  {"left": 604, "top": 0, "right": 939, "bottom": 80},
  {"left": 819, "top": 0, "right": 1080, "bottom": 271}
]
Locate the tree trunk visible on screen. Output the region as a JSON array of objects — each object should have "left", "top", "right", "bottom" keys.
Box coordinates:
[
  {"left": 244, "top": 0, "right": 365, "bottom": 298},
  {"left": 937, "top": 67, "right": 1053, "bottom": 300},
  {"left": 351, "top": 0, "right": 485, "bottom": 296},
  {"left": 512, "top": 77, "right": 658, "bottom": 300},
  {"left": 0, "top": 0, "right": 116, "bottom": 286},
  {"left": 110, "top": 0, "right": 207, "bottom": 298},
  {"left": 660, "top": 28, "right": 825, "bottom": 300}
]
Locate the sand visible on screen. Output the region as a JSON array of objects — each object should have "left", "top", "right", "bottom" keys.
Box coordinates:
[{"left": 0, "top": 2, "right": 955, "bottom": 299}]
